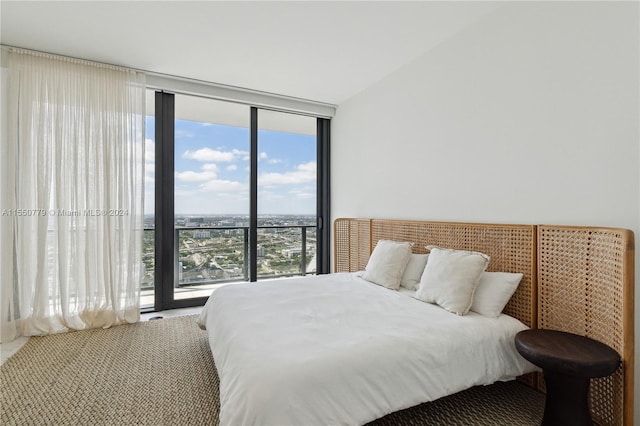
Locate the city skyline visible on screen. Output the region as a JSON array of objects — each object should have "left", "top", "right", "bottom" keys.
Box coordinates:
[
  {"left": 144, "top": 213, "right": 317, "bottom": 226},
  {"left": 141, "top": 214, "right": 318, "bottom": 291}
]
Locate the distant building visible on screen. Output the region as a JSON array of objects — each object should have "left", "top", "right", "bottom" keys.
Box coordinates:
[
  {"left": 281, "top": 248, "right": 301, "bottom": 258},
  {"left": 193, "top": 230, "right": 211, "bottom": 239},
  {"left": 185, "top": 217, "right": 204, "bottom": 227}
]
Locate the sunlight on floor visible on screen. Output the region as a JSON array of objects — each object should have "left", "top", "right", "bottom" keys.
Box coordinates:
[{"left": 0, "top": 306, "right": 202, "bottom": 366}]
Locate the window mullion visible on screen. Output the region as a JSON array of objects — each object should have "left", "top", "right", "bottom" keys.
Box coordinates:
[{"left": 249, "top": 107, "right": 258, "bottom": 282}]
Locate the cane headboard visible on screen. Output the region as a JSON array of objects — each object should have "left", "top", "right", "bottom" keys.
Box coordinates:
[
  {"left": 333, "top": 218, "right": 634, "bottom": 426},
  {"left": 537, "top": 225, "right": 634, "bottom": 426},
  {"left": 334, "top": 218, "right": 537, "bottom": 328}
]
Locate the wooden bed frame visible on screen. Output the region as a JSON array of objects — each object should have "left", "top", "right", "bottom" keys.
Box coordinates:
[{"left": 333, "top": 218, "right": 635, "bottom": 426}]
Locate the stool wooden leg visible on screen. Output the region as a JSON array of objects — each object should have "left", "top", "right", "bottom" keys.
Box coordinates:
[{"left": 542, "top": 371, "right": 592, "bottom": 426}]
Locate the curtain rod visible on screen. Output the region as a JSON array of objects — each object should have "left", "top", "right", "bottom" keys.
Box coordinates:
[{"left": 1, "top": 44, "right": 337, "bottom": 118}]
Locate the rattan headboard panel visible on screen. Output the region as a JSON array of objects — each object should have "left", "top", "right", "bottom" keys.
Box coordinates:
[
  {"left": 334, "top": 218, "right": 536, "bottom": 328},
  {"left": 334, "top": 218, "right": 371, "bottom": 273},
  {"left": 371, "top": 220, "right": 536, "bottom": 328},
  {"left": 538, "top": 225, "right": 634, "bottom": 426}
]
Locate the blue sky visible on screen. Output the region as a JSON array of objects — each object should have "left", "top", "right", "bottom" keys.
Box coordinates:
[{"left": 144, "top": 118, "right": 316, "bottom": 215}]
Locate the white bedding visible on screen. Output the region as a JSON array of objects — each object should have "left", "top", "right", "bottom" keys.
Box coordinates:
[{"left": 197, "top": 272, "right": 537, "bottom": 426}]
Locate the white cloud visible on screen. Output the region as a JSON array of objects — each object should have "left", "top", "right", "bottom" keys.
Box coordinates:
[
  {"left": 288, "top": 189, "right": 315, "bottom": 199},
  {"left": 175, "top": 163, "right": 219, "bottom": 182},
  {"left": 144, "top": 141, "right": 155, "bottom": 186},
  {"left": 183, "top": 148, "right": 235, "bottom": 162},
  {"left": 176, "top": 130, "right": 195, "bottom": 139},
  {"left": 233, "top": 149, "right": 250, "bottom": 161},
  {"left": 145, "top": 139, "right": 155, "bottom": 163},
  {"left": 259, "top": 161, "right": 316, "bottom": 186},
  {"left": 259, "top": 190, "right": 284, "bottom": 200},
  {"left": 200, "top": 179, "right": 247, "bottom": 192},
  {"left": 259, "top": 152, "right": 283, "bottom": 164},
  {"left": 176, "top": 170, "right": 217, "bottom": 182},
  {"left": 175, "top": 189, "right": 197, "bottom": 197},
  {"left": 226, "top": 164, "right": 238, "bottom": 171},
  {"left": 201, "top": 163, "right": 219, "bottom": 172},
  {"left": 217, "top": 192, "right": 249, "bottom": 201}
]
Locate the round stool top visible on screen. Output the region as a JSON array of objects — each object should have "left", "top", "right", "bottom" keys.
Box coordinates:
[{"left": 515, "top": 329, "right": 620, "bottom": 378}]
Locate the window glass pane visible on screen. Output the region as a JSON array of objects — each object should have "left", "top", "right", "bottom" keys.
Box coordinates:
[
  {"left": 257, "top": 110, "right": 317, "bottom": 278},
  {"left": 174, "top": 94, "right": 250, "bottom": 300}
]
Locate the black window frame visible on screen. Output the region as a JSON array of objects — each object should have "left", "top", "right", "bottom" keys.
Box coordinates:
[{"left": 149, "top": 91, "right": 330, "bottom": 312}]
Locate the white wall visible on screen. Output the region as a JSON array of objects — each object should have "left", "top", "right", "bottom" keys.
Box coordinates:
[{"left": 332, "top": 2, "right": 640, "bottom": 424}]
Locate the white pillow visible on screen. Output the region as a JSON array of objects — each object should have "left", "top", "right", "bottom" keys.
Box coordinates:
[
  {"left": 361, "top": 240, "right": 413, "bottom": 290},
  {"left": 400, "top": 254, "right": 429, "bottom": 290},
  {"left": 414, "top": 247, "right": 490, "bottom": 315},
  {"left": 470, "top": 272, "right": 523, "bottom": 318}
]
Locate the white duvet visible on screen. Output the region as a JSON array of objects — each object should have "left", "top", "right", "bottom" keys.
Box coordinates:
[{"left": 197, "top": 272, "right": 536, "bottom": 426}]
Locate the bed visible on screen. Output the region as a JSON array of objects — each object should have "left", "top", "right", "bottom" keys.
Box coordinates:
[
  {"left": 198, "top": 218, "right": 635, "bottom": 426},
  {"left": 197, "top": 272, "right": 536, "bottom": 425}
]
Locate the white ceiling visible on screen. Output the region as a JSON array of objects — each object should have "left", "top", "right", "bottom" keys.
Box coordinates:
[{"left": 1, "top": 1, "right": 502, "bottom": 106}]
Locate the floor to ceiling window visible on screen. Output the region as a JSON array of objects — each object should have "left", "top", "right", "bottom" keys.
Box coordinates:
[{"left": 147, "top": 91, "right": 329, "bottom": 311}]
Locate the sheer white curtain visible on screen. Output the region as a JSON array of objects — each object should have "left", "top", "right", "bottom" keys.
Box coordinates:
[{"left": 0, "top": 49, "right": 145, "bottom": 342}]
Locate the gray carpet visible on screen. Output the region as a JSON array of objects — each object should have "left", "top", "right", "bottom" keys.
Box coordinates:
[{"left": 1, "top": 315, "right": 544, "bottom": 425}]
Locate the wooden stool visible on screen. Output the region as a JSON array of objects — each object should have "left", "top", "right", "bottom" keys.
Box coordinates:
[{"left": 515, "top": 329, "right": 620, "bottom": 426}]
